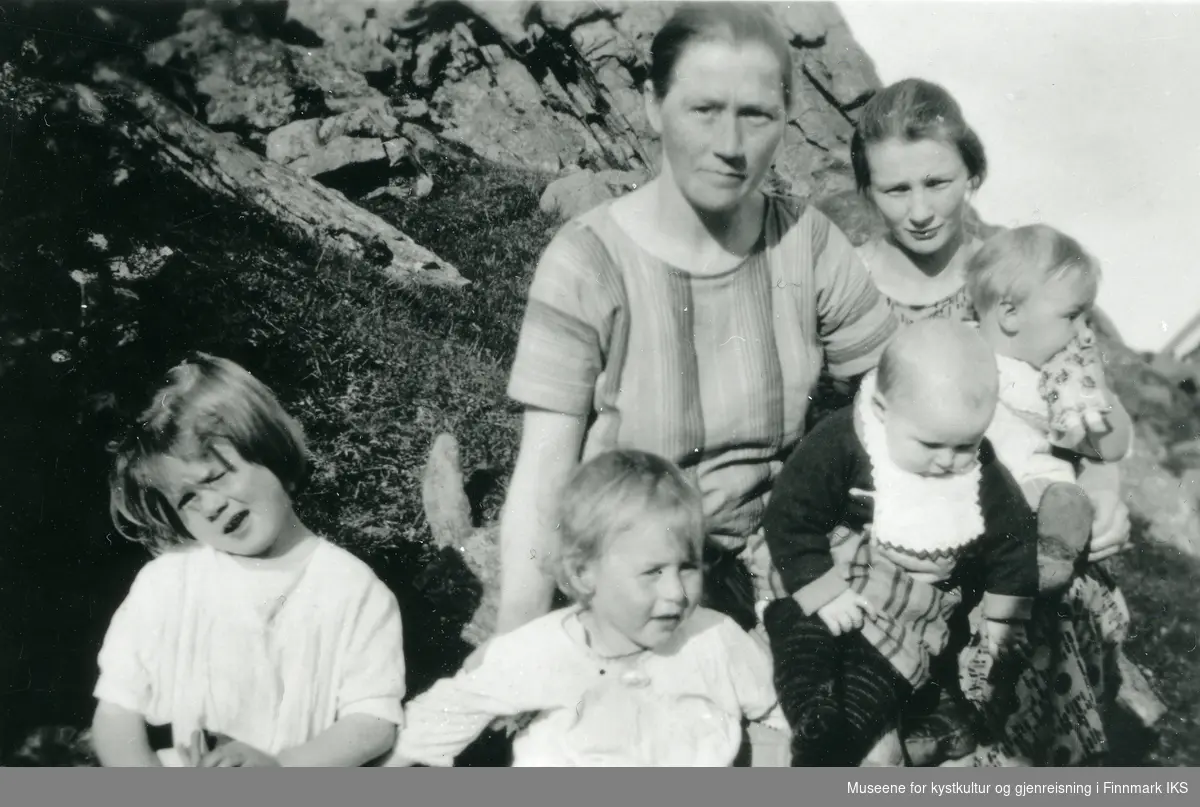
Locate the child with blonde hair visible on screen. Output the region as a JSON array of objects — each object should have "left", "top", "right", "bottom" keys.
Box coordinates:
[
  {"left": 91, "top": 353, "right": 406, "bottom": 767},
  {"left": 966, "top": 224, "right": 1134, "bottom": 592},
  {"left": 954, "top": 225, "right": 1135, "bottom": 765},
  {"left": 762, "top": 319, "right": 1039, "bottom": 767},
  {"left": 389, "top": 449, "right": 787, "bottom": 767}
]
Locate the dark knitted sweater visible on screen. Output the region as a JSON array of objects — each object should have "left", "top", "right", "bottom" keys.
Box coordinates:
[{"left": 764, "top": 406, "right": 1038, "bottom": 623}]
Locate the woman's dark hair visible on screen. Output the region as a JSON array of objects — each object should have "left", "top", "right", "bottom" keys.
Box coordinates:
[
  {"left": 649, "top": 2, "right": 793, "bottom": 109},
  {"left": 850, "top": 78, "right": 987, "bottom": 192}
]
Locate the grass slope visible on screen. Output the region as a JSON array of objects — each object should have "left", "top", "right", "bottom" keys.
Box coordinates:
[{"left": 0, "top": 143, "right": 554, "bottom": 759}]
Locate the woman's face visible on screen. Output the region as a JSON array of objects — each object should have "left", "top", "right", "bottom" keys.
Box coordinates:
[
  {"left": 647, "top": 38, "right": 787, "bottom": 216},
  {"left": 867, "top": 137, "right": 975, "bottom": 257}
]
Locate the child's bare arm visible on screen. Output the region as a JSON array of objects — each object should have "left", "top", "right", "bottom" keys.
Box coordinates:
[
  {"left": 392, "top": 639, "right": 541, "bottom": 767},
  {"left": 273, "top": 715, "right": 397, "bottom": 767},
  {"left": 92, "top": 701, "right": 162, "bottom": 767},
  {"left": 195, "top": 718, "right": 398, "bottom": 767}
]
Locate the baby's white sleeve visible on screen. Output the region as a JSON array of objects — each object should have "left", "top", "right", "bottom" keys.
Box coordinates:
[
  {"left": 92, "top": 563, "right": 165, "bottom": 717},
  {"left": 336, "top": 579, "right": 407, "bottom": 728}
]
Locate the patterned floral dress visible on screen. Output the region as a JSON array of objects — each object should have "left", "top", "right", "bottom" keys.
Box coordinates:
[{"left": 857, "top": 239, "right": 1133, "bottom": 767}]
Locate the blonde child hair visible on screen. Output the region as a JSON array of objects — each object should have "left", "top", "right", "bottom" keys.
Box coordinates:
[
  {"left": 108, "top": 352, "right": 308, "bottom": 551},
  {"left": 964, "top": 223, "right": 1101, "bottom": 315},
  {"left": 963, "top": 224, "right": 1132, "bottom": 596},
  {"left": 551, "top": 449, "right": 706, "bottom": 604}
]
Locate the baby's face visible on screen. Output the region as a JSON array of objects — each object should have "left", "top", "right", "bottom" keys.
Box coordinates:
[
  {"left": 880, "top": 392, "right": 991, "bottom": 477},
  {"left": 1007, "top": 273, "right": 1093, "bottom": 368}
]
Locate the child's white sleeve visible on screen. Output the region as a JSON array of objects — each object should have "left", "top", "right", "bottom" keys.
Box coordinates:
[
  {"left": 388, "top": 632, "right": 549, "bottom": 767},
  {"left": 336, "top": 578, "right": 407, "bottom": 728},
  {"left": 719, "top": 620, "right": 789, "bottom": 732},
  {"left": 93, "top": 562, "right": 167, "bottom": 718}
]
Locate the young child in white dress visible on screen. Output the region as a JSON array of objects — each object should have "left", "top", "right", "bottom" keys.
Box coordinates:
[
  {"left": 387, "top": 449, "right": 788, "bottom": 767},
  {"left": 91, "top": 353, "right": 407, "bottom": 767}
]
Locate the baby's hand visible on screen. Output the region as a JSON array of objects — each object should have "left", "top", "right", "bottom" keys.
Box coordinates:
[
  {"left": 984, "top": 619, "right": 1028, "bottom": 659},
  {"left": 814, "top": 589, "right": 876, "bottom": 636},
  {"left": 1082, "top": 407, "right": 1111, "bottom": 435},
  {"left": 200, "top": 740, "right": 280, "bottom": 767}
]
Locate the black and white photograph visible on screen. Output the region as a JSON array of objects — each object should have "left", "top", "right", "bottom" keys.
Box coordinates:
[{"left": 0, "top": 0, "right": 1197, "bottom": 772}]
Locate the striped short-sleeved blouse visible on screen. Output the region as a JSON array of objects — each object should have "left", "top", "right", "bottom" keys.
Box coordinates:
[{"left": 507, "top": 195, "right": 898, "bottom": 550}]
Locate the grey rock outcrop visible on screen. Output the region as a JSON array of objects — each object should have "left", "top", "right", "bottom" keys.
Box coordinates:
[{"left": 145, "top": 1, "right": 879, "bottom": 200}]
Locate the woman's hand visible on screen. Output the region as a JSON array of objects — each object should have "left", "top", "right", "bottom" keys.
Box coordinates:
[
  {"left": 815, "top": 590, "right": 876, "bottom": 636},
  {"left": 200, "top": 740, "right": 280, "bottom": 767}
]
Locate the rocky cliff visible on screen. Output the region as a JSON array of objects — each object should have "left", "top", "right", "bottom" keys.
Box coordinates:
[{"left": 116, "top": 0, "right": 876, "bottom": 210}]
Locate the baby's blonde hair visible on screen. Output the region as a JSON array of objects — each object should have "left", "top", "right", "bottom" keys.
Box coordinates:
[
  {"left": 965, "top": 224, "right": 1101, "bottom": 315},
  {"left": 552, "top": 450, "right": 705, "bottom": 605},
  {"left": 108, "top": 353, "right": 307, "bottom": 551}
]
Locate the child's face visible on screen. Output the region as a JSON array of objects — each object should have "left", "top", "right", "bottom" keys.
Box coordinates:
[
  {"left": 866, "top": 136, "right": 974, "bottom": 258},
  {"left": 1006, "top": 273, "right": 1093, "bottom": 368},
  {"left": 158, "top": 442, "right": 297, "bottom": 558},
  {"left": 581, "top": 515, "right": 703, "bottom": 652},
  {"left": 877, "top": 392, "right": 990, "bottom": 477}
]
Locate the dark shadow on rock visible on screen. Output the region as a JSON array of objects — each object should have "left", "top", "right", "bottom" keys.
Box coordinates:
[
  {"left": 463, "top": 467, "right": 503, "bottom": 527},
  {"left": 371, "top": 544, "right": 481, "bottom": 697},
  {"left": 1104, "top": 701, "right": 1161, "bottom": 766},
  {"left": 0, "top": 1, "right": 185, "bottom": 83},
  {"left": 316, "top": 160, "right": 396, "bottom": 200},
  {"left": 0, "top": 529, "right": 151, "bottom": 760},
  {"left": 365, "top": 541, "right": 514, "bottom": 766},
  {"left": 224, "top": 0, "right": 325, "bottom": 48}
]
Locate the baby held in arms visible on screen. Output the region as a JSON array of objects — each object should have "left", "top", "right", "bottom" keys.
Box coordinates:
[
  {"left": 966, "top": 224, "right": 1135, "bottom": 592},
  {"left": 761, "top": 319, "right": 1039, "bottom": 766}
]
